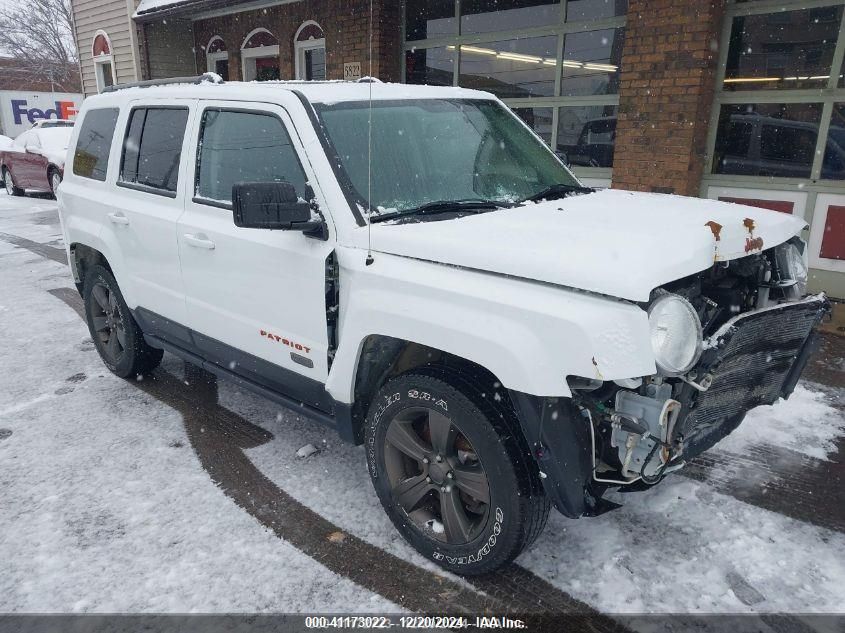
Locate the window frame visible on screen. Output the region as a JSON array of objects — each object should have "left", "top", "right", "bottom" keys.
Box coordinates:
[
  {"left": 206, "top": 35, "right": 228, "bottom": 75},
  {"left": 294, "top": 20, "right": 327, "bottom": 81},
  {"left": 71, "top": 107, "right": 120, "bottom": 182},
  {"left": 192, "top": 106, "right": 309, "bottom": 211},
  {"left": 240, "top": 28, "right": 281, "bottom": 81},
  {"left": 117, "top": 105, "right": 190, "bottom": 199},
  {"left": 400, "top": 0, "right": 626, "bottom": 182},
  {"left": 92, "top": 30, "right": 117, "bottom": 94}
]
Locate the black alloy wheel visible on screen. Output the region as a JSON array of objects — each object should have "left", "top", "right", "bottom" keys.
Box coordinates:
[
  {"left": 383, "top": 405, "right": 491, "bottom": 544},
  {"left": 83, "top": 264, "right": 163, "bottom": 378},
  {"left": 365, "top": 370, "right": 551, "bottom": 575}
]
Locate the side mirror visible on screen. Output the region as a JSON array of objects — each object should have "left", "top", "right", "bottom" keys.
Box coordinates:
[
  {"left": 555, "top": 150, "right": 570, "bottom": 167},
  {"left": 232, "top": 181, "right": 326, "bottom": 239}
]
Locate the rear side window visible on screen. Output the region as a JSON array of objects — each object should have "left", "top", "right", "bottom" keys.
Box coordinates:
[
  {"left": 72, "top": 108, "right": 119, "bottom": 181},
  {"left": 194, "top": 109, "right": 308, "bottom": 205},
  {"left": 120, "top": 107, "right": 189, "bottom": 194}
]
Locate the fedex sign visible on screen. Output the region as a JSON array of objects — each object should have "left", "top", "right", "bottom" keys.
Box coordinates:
[
  {"left": 0, "top": 90, "right": 83, "bottom": 137},
  {"left": 11, "top": 99, "right": 78, "bottom": 125}
]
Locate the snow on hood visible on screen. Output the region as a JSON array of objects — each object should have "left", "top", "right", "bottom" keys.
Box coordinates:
[{"left": 357, "top": 189, "right": 807, "bottom": 302}]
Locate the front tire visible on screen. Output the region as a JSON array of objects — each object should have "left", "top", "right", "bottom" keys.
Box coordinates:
[
  {"left": 83, "top": 265, "right": 163, "bottom": 378},
  {"left": 365, "top": 370, "right": 550, "bottom": 575},
  {"left": 3, "top": 168, "right": 23, "bottom": 196}
]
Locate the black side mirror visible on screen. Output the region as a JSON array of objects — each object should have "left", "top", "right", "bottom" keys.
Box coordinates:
[
  {"left": 232, "top": 182, "right": 327, "bottom": 239},
  {"left": 555, "top": 150, "right": 571, "bottom": 167}
]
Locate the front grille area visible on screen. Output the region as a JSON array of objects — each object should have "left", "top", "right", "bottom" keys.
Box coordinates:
[{"left": 677, "top": 295, "right": 829, "bottom": 458}]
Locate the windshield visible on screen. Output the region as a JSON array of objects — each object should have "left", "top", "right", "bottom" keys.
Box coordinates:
[{"left": 314, "top": 99, "right": 580, "bottom": 218}]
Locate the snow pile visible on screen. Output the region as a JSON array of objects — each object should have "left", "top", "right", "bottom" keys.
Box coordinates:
[
  {"left": 717, "top": 384, "right": 845, "bottom": 460},
  {"left": 0, "top": 135, "right": 12, "bottom": 151}
]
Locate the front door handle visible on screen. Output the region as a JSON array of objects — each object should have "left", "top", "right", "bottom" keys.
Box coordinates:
[
  {"left": 183, "top": 233, "right": 215, "bottom": 250},
  {"left": 107, "top": 212, "right": 129, "bottom": 225}
]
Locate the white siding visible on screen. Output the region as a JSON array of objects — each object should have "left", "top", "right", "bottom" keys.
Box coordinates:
[{"left": 72, "top": 0, "right": 141, "bottom": 95}]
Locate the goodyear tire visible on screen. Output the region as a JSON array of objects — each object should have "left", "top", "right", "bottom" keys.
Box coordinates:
[
  {"left": 365, "top": 369, "right": 550, "bottom": 575},
  {"left": 83, "top": 264, "right": 163, "bottom": 378}
]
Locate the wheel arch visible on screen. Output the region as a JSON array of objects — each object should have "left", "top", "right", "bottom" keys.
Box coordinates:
[
  {"left": 343, "top": 334, "right": 511, "bottom": 444},
  {"left": 69, "top": 242, "right": 114, "bottom": 294}
]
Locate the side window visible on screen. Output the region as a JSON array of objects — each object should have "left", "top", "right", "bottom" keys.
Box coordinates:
[
  {"left": 72, "top": 108, "right": 119, "bottom": 181},
  {"left": 120, "top": 107, "right": 189, "bottom": 194},
  {"left": 194, "top": 109, "right": 308, "bottom": 205}
]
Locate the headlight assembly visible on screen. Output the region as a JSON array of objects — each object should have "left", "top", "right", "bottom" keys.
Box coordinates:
[
  {"left": 648, "top": 294, "right": 703, "bottom": 376},
  {"left": 777, "top": 242, "right": 808, "bottom": 296}
]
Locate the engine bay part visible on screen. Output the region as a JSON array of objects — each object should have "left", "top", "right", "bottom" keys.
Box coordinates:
[{"left": 574, "top": 244, "right": 827, "bottom": 491}]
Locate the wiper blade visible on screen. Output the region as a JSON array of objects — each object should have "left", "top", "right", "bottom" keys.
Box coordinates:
[
  {"left": 369, "top": 199, "right": 511, "bottom": 224},
  {"left": 523, "top": 183, "right": 594, "bottom": 203}
]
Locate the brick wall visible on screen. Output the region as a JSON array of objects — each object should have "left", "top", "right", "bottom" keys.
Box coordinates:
[
  {"left": 192, "top": 0, "right": 401, "bottom": 83},
  {"left": 612, "top": 0, "right": 726, "bottom": 196}
]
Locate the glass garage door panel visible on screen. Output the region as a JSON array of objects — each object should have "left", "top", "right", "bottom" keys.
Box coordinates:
[
  {"left": 457, "top": 37, "right": 558, "bottom": 98},
  {"left": 724, "top": 6, "right": 843, "bottom": 91},
  {"left": 460, "top": 0, "right": 560, "bottom": 35}
]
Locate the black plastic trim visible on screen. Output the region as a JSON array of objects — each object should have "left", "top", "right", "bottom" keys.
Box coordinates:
[
  {"left": 290, "top": 90, "right": 366, "bottom": 226},
  {"left": 133, "top": 306, "right": 361, "bottom": 443},
  {"left": 508, "top": 391, "right": 592, "bottom": 519}
]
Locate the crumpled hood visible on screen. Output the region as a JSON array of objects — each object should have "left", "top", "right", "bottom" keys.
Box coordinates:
[{"left": 356, "top": 189, "right": 807, "bottom": 302}]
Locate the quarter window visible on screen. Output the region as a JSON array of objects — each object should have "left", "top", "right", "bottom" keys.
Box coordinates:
[
  {"left": 194, "top": 109, "right": 308, "bottom": 205},
  {"left": 72, "top": 108, "right": 119, "bottom": 181},
  {"left": 120, "top": 107, "right": 189, "bottom": 194}
]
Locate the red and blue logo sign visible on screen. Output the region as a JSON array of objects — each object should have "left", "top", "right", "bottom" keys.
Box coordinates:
[{"left": 11, "top": 100, "right": 77, "bottom": 125}]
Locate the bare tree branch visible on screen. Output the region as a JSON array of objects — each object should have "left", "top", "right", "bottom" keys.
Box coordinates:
[{"left": 0, "top": 0, "right": 77, "bottom": 70}]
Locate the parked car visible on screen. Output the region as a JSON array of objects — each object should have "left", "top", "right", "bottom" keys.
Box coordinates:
[
  {"left": 58, "top": 76, "right": 828, "bottom": 575},
  {"left": 0, "top": 125, "right": 74, "bottom": 197},
  {"left": 559, "top": 116, "right": 617, "bottom": 168},
  {"left": 31, "top": 119, "right": 75, "bottom": 130},
  {"left": 714, "top": 113, "right": 845, "bottom": 179}
]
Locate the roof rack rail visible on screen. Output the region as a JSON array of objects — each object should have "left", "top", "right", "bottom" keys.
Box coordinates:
[{"left": 103, "top": 73, "right": 224, "bottom": 93}]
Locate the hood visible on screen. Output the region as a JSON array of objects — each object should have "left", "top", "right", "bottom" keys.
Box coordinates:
[{"left": 356, "top": 189, "right": 807, "bottom": 302}]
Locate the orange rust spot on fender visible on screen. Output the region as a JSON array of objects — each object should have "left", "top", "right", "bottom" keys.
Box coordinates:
[
  {"left": 743, "top": 218, "right": 756, "bottom": 234},
  {"left": 745, "top": 236, "right": 764, "bottom": 253},
  {"left": 705, "top": 221, "right": 723, "bottom": 241}
]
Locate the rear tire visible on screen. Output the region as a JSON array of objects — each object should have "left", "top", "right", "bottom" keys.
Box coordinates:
[
  {"left": 48, "top": 168, "right": 62, "bottom": 198},
  {"left": 365, "top": 369, "right": 550, "bottom": 575},
  {"left": 3, "top": 168, "right": 23, "bottom": 196},
  {"left": 83, "top": 265, "right": 163, "bottom": 378}
]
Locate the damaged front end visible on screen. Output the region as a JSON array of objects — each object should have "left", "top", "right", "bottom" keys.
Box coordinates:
[{"left": 512, "top": 241, "right": 830, "bottom": 518}]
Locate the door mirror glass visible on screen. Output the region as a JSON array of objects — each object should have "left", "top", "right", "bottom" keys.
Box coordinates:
[
  {"left": 232, "top": 182, "right": 322, "bottom": 235},
  {"left": 555, "top": 150, "right": 570, "bottom": 167}
]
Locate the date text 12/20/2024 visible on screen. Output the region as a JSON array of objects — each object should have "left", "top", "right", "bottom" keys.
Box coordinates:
[{"left": 305, "top": 616, "right": 528, "bottom": 629}]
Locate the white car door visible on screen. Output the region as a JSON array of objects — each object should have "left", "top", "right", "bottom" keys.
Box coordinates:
[
  {"left": 107, "top": 99, "right": 195, "bottom": 336},
  {"left": 177, "top": 101, "right": 335, "bottom": 410}
]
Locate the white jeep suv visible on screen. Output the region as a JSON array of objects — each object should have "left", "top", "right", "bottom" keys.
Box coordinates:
[{"left": 58, "top": 75, "right": 829, "bottom": 575}]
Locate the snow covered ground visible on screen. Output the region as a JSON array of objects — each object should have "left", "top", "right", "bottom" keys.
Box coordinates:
[{"left": 0, "top": 191, "right": 843, "bottom": 618}]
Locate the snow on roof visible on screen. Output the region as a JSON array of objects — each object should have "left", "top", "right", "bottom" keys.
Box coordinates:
[
  {"left": 133, "top": 0, "right": 187, "bottom": 17},
  {"left": 91, "top": 79, "right": 494, "bottom": 106}
]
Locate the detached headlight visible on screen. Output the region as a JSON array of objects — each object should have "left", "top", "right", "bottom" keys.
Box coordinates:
[
  {"left": 648, "top": 294, "right": 703, "bottom": 376},
  {"left": 777, "top": 242, "right": 808, "bottom": 296}
]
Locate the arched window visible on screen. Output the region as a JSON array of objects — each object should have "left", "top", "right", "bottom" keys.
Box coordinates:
[
  {"left": 206, "top": 35, "right": 229, "bottom": 81},
  {"left": 92, "top": 30, "right": 116, "bottom": 93},
  {"left": 241, "top": 28, "right": 280, "bottom": 81},
  {"left": 294, "top": 21, "right": 326, "bottom": 81}
]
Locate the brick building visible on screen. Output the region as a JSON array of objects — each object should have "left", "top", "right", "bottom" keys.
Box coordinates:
[{"left": 68, "top": 0, "right": 845, "bottom": 298}]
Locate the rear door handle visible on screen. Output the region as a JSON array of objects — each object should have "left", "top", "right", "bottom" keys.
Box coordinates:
[
  {"left": 107, "top": 212, "right": 129, "bottom": 225},
  {"left": 183, "top": 233, "right": 215, "bottom": 250}
]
